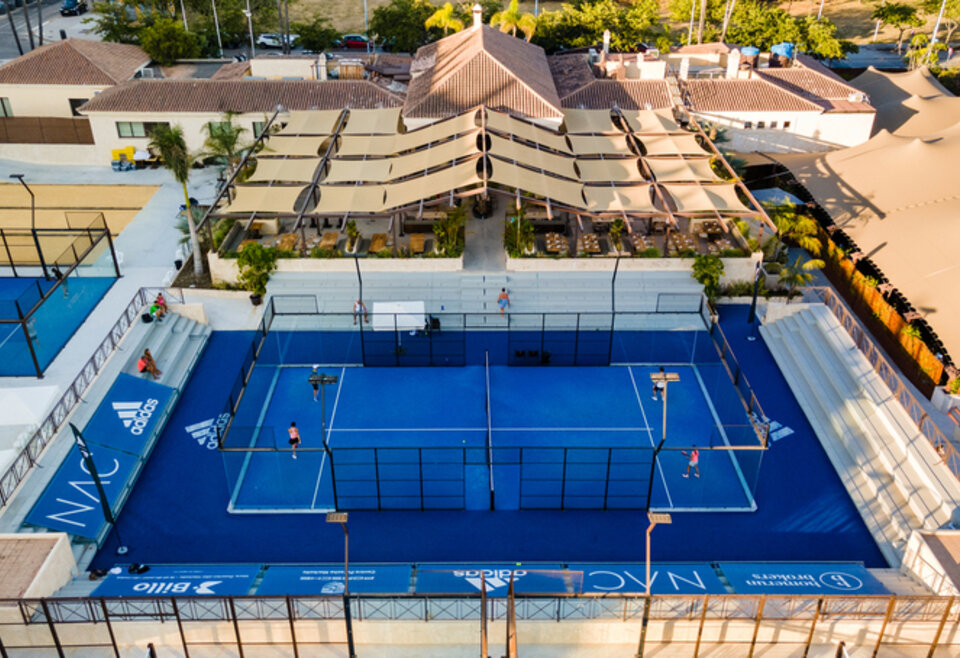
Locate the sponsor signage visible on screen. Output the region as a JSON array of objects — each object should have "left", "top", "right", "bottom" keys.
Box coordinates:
[
  {"left": 257, "top": 565, "right": 412, "bottom": 595},
  {"left": 91, "top": 373, "right": 174, "bottom": 456},
  {"left": 572, "top": 563, "right": 726, "bottom": 595},
  {"left": 184, "top": 413, "right": 230, "bottom": 450},
  {"left": 719, "top": 563, "right": 889, "bottom": 595},
  {"left": 94, "top": 565, "right": 260, "bottom": 597},
  {"left": 26, "top": 443, "right": 139, "bottom": 539},
  {"left": 415, "top": 564, "right": 572, "bottom": 596}
]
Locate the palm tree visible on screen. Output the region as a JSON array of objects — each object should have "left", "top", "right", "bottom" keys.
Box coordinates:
[
  {"left": 491, "top": 0, "right": 537, "bottom": 41},
  {"left": 149, "top": 124, "right": 204, "bottom": 276},
  {"left": 425, "top": 2, "right": 465, "bottom": 36},
  {"left": 202, "top": 112, "right": 254, "bottom": 175},
  {"left": 779, "top": 255, "right": 825, "bottom": 296},
  {"left": 768, "top": 207, "right": 822, "bottom": 260}
]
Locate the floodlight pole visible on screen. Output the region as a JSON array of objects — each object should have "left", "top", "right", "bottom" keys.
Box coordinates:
[
  {"left": 639, "top": 512, "right": 671, "bottom": 658},
  {"left": 10, "top": 174, "right": 47, "bottom": 280},
  {"left": 327, "top": 512, "right": 355, "bottom": 658},
  {"left": 647, "top": 371, "right": 679, "bottom": 507},
  {"left": 243, "top": 0, "right": 256, "bottom": 59}
]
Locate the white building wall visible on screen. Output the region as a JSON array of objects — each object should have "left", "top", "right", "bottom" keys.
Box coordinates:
[
  {"left": 690, "top": 108, "right": 873, "bottom": 152},
  {"left": 814, "top": 111, "right": 875, "bottom": 148},
  {"left": 0, "top": 84, "right": 111, "bottom": 118}
]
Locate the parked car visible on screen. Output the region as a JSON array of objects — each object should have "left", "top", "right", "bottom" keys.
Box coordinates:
[
  {"left": 336, "top": 34, "right": 370, "bottom": 50},
  {"left": 60, "top": 0, "right": 87, "bottom": 16},
  {"left": 256, "top": 33, "right": 299, "bottom": 49}
]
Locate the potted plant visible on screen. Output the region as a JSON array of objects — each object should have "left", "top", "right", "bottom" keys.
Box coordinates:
[
  {"left": 691, "top": 253, "right": 725, "bottom": 305},
  {"left": 236, "top": 242, "right": 277, "bottom": 305},
  {"left": 345, "top": 219, "right": 360, "bottom": 254},
  {"left": 609, "top": 218, "right": 626, "bottom": 254},
  {"left": 433, "top": 205, "right": 467, "bottom": 257}
]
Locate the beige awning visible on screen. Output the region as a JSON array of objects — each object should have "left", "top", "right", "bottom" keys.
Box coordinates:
[
  {"left": 566, "top": 135, "right": 634, "bottom": 156},
  {"left": 315, "top": 185, "right": 388, "bottom": 213},
  {"left": 663, "top": 183, "right": 750, "bottom": 213},
  {"left": 263, "top": 135, "right": 329, "bottom": 157},
  {"left": 639, "top": 133, "right": 707, "bottom": 156},
  {"left": 488, "top": 134, "right": 578, "bottom": 180},
  {"left": 248, "top": 158, "right": 322, "bottom": 183},
  {"left": 489, "top": 160, "right": 586, "bottom": 209},
  {"left": 583, "top": 185, "right": 658, "bottom": 213},
  {"left": 382, "top": 160, "right": 481, "bottom": 210},
  {"left": 222, "top": 185, "right": 306, "bottom": 214},
  {"left": 323, "top": 159, "right": 394, "bottom": 183},
  {"left": 391, "top": 133, "right": 480, "bottom": 178},
  {"left": 624, "top": 110, "right": 680, "bottom": 133},
  {"left": 485, "top": 110, "right": 571, "bottom": 153},
  {"left": 338, "top": 125, "right": 480, "bottom": 157},
  {"left": 563, "top": 109, "right": 617, "bottom": 134},
  {"left": 575, "top": 159, "right": 644, "bottom": 182},
  {"left": 278, "top": 110, "right": 342, "bottom": 136},
  {"left": 342, "top": 108, "right": 402, "bottom": 135},
  {"left": 644, "top": 157, "right": 721, "bottom": 182}
]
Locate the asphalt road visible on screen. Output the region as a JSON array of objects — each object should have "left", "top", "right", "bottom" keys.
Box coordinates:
[{"left": 0, "top": 0, "right": 90, "bottom": 61}]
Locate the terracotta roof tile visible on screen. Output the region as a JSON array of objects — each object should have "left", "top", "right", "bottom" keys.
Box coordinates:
[
  {"left": 210, "top": 61, "right": 251, "bottom": 80},
  {"left": 79, "top": 79, "right": 403, "bottom": 113},
  {"left": 0, "top": 38, "right": 149, "bottom": 85},
  {"left": 404, "top": 25, "right": 562, "bottom": 119},
  {"left": 549, "top": 54, "right": 597, "bottom": 99},
  {"left": 681, "top": 78, "right": 823, "bottom": 113},
  {"left": 562, "top": 80, "right": 672, "bottom": 110}
]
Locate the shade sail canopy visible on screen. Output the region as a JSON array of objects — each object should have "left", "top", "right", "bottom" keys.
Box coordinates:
[
  {"left": 383, "top": 160, "right": 481, "bottom": 210},
  {"left": 488, "top": 134, "right": 579, "bottom": 180},
  {"left": 623, "top": 109, "right": 680, "bottom": 133},
  {"left": 583, "top": 185, "right": 658, "bottom": 213},
  {"left": 322, "top": 158, "right": 394, "bottom": 183},
  {"left": 850, "top": 67, "right": 960, "bottom": 137},
  {"left": 223, "top": 185, "right": 307, "bottom": 214},
  {"left": 644, "top": 157, "right": 721, "bottom": 182},
  {"left": 390, "top": 133, "right": 480, "bottom": 178},
  {"left": 342, "top": 107, "right": 402, "bottom": 135},
  {"left": 315, "top": 184, "right": 387, "bottom": 213},
  {"left": 663, "top": 183, "right": 750, "bottom": 213},
  {"left": 485, "top": 110, "right": 571, "bottom": 153},
  {"left": 562, "top": 109, "right": 617, "bottom": 134},
  {"left": 248, "top": 158, "right": 322, "bottom": 183},
  {"left": 263, "top": 135, "right": 329, "bottom": 157},
  {"left": 639, "top": 133, "right": 707, "bottom": 156},
  {"left": 566, "top": 134, "right": 633, "bottom": 156},
  {"left": 278, "top": 110, "right": 342, "bottom": 136},
  {"left": 489, "top": 159, "right": 586, "bottom": 209},
  {"left": 338, "top": 114, "right": 479, "bottom": 156},
  {"left": 575, "top": 158, "right": 644, "bottom": 182}
]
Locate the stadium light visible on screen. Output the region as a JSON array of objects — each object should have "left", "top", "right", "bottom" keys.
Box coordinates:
[
  {"left": 645, "top": 512, "right": 672, "bottom": 596},
  {"left": 326, "top": 512, "right": 355, "bottom": 658}
]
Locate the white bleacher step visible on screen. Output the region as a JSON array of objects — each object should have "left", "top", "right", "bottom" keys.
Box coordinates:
[
  {"left": 779, "top": 314, "right": 948, "bottom": 530},
  {"left": 760, "top": 321, "right": 910, "bottom": 566}
]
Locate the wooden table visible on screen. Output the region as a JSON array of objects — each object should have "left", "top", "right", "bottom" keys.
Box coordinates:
[
  {"left": 278, "top": 233, "right": 298, "bottom": 251},
  {"left": 319, "top": 232, "right": 338, "bottom": 250},
  {"left": 715, "top": 238, "right": 734, "bottom": 252},
  {"left": 703, "top": 220, "right": 723, "bottom": 236},
  {"left": 544, "top": 232, "right": 568, "bottom": 254},
  {"left": 578, "top": 233, "right": 601, "bottom": 255},
  {"left": 630, "top": 234, "right": 651, "bottom": 251},
  {"left": 370, "top": 233, "right": 388, "bottom": 253},
  {"left": 651, "top": 218, "right": 667, "bottom": 234},
  {"left": 409, "top": 234, "right": 426, "bottom": 255},
  {"left": 669, "top": 233, "right": 696, "bottom": 254}
]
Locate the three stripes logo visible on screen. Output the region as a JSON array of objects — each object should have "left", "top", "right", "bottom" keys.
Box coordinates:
[
  {"left": 456, "top": 569, "right": 526, "bottom": 592},
  {"left": 185, "top": 413, "right": 230, "bottom": 450},
  {"left": 112, "top": 399, "right": 159, "bottom": 436}
]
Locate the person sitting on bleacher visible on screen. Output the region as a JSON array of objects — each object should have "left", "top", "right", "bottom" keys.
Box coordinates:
[{"left": 137, "top": 349, "right": 161, "bottom": 380}]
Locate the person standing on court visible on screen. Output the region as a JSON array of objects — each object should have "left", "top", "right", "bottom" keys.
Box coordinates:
[
  {"left": 288, "top": 422, "right": 301, "bottom": 460},
  {"left": 353, "top": 299, "right": 368, "bottom": 325},
  {"left": 497, "top": 288, "right": 510, "bottom": 316},
  {"left": 652, "top": 366, "right": 665, "bottom": 401},
  {"left": 310, "top": 365, "right": 320, "bottom": 401},
  {"left": 682, "top": 445, "right": 700, "bottom": 478}
]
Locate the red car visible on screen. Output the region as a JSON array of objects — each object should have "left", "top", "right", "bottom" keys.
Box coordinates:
[{"left": 337, "top": 34, "right": 370, "bottom": 50}]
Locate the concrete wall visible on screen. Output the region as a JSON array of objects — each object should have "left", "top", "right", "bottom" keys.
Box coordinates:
[
  {"left": 0, "top": 84, "right": 109, "bottom": 118},
  {"left": 690, "top": 108, "right": 874, "bottom": 152},
  {"left": 507, "top": 253, "right": 760, "bottom": 283},
  {"left": 250, "top": 57, "right": 320, "bottom": 80},
  {"left": 0, "top": 143, "right": 101, "bottom": 165},
  {"left": 903, "top": 531, "right": 960, "bottom": 596}
]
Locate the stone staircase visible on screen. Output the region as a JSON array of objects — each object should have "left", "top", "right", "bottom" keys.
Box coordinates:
[{"left": 760, "top": 305, "right": 960, "bottom": 567}]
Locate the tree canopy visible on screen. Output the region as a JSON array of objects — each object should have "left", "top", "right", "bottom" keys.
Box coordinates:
[
  {"left": 369, "top": 0, "right": 439, "bottom": 53},
  {"left": 873, "top": 2, "right": 924, "bottom": 54},
  {"left": 139, "top": 17, "right": 201, "bottom": 66},
  {"left": 534, "top": 0, "right": 667, "bottom": 53},
  {"left": 923, "top": 0, "right": 960, "bottom": 45},
  {"left": 292, "top": 15, "right": 341, "bottom": 52},
  {"left": 426, "top": 2, "right": 465, "bottom": 35},
  {"left": 491, "top": 0, "right": 538, "bottom": 42}
]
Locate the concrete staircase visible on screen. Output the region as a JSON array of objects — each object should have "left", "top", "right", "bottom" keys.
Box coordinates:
[
  {"left": 119, "top": 313, "right": 212, "bottom": 391},
  {"left": 760, "top": 305, "right": 960, "bottom": 567}
]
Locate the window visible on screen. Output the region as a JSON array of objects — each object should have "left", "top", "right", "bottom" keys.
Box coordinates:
[
  {"left": 0, "top": 98, "right": 12, "bottom": 118},
  {"left": 116, "top": 121, "right": 169, "bottom": 138},
  {"left": 252, "top": 121, "right": 267, "bottom": 138},
  {"left": 757, "top": 121, "right": 766, "bottom": 129},
  {"left": 68, "top": 99, "right": 88, "bottom": 117},
  {"left": 206, "top": 121, "right": 231, "bottom": 137},
  {"left": 783, "top": 121, "right": 791, "bottom": 129},
  {"left": 743, "top": 121, "right": 753, "bottom": 129},
  {"left": 769, "top": 121, "right": 778, "bottom": 129}
]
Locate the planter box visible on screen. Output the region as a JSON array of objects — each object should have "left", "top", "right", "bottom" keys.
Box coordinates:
[{"left": 507, "top": 253, "right": 759, "bottom": 281}]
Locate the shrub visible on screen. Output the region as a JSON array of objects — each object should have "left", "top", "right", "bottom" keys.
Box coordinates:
[
  {"left": 691, "top": 253, "right": 725, "bottom": 302},
  {"left": 310, "top": 246, "right": 340, "bottom": 259},
  {"left": 720, "top": 280, "right": 753, "bottom": 297},
  {"left": 638, "top": 246, "right": 661, "bottom": 258},
  {"left": 720, "top": 248, "right": 746, "bottom": 257},
  {"left": 236, "top": 243, "right": 277, "bottom": 296}
]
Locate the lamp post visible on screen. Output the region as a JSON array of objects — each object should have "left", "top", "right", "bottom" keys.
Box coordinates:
[
  {"left": 326, "top": 512, "right": 356, "bottom": 658},
  {"left": 211, "top": 0, "right": 223, "bottom": 57},
  {"left": 645, "top": 512, "right": 672, "bottom": 595},
  {"left": 646, "top": 370, "right": 679, "bottom": 507},
  {"left": 243, "top": 0, "right": 256, "bottom": 59},
  {"left": 10, "top": 174, "right": 47, "bottom": 279}
]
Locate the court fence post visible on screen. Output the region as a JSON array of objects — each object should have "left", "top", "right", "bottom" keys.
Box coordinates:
[
  {"left": 172, "top": 597, "right": 190, "bottom": 658},
  {"left": 747, "top": 595, "right": 766, "bottom": 658},
  {"left": 99, "top": 598, "right": 119, "bottom": 658},
  {"left": 636, "top": 595, "right": 651, "bottom": 658},
  {"left": 803, "top": 597, "right": 823, "bottom": 658},
  {"left": 693, "top": 594, "right": 708, "bottom": 657},
  {"left": 927, "top": 595, "right": 954, "bottom": 658},
  {"left": 39, "top": 599, "right": 64, "bottom": 658},
  {"left": 285, "top": 596, "right": 300, "bottom": 658}
]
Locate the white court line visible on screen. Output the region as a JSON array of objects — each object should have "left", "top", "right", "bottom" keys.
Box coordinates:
[
  {"left": 328, "top": 426, "right": 651, "bottom": 432},
  {"left": 230, "top": 367, "right": 282, "bottom": 510},
  {"left": 311, "top": 367, "right": 345, "bottom": 509},
  {"left": 628, "top": 366, "right": 674, "bottom": 508}
]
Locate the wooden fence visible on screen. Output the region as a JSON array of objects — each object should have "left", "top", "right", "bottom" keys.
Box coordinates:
[{"left": 0, "top": 117, "right": 94, "bottom": 144}]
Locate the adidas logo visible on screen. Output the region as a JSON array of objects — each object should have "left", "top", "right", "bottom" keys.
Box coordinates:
[
  {"left": 455, "top": 569, "right": 526, "bottom": 592},
  {"left": 112, "top": 399, "right": 159, "bottom": 436},
  {"left": 184, "top": 413, "right": 229, "bottom": 450}
]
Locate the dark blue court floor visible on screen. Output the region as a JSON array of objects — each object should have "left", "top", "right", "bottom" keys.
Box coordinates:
[{"left": 90, "top": 306, "right": 887, "bottom": 570}]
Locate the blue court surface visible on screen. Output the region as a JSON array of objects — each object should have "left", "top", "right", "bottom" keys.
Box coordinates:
[
  {"left": 88, "top": 305, "right": 887, "bottom": 570},
  {"left": 0, "top": 275, "right": 115, "bottom": 375}
]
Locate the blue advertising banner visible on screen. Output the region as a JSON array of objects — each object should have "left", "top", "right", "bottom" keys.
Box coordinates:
[
  {"left": 93, "top": 565, "right": 260, "bottom": 597},
  {"left": 719, "top": 563, "right": 889, "bottom": 595},
  {"left": 572, "top": 563, "right": 726, "bottom": 595},
  {"left": 415, "top": 564, "right": 572, "bottom": 596},
  {"left": 25, "top": 443, "right": 139, "bottom": 539},
  {"left": 86, "top": 373, "right": 174, "bottom": 456},
  {"left": 257, "top": 565, "right": 412, "bottom": 595}
]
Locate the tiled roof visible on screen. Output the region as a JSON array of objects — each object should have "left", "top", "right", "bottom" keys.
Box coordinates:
[
  {"left": 562, "top": 80, "right": 672, "bottom": 110},
  {"left": 757, "top": 59, "right": 875, "bottom": 113},
  {"left": 0, "top": 38, "right": 149, "bottom": 85},
  {"left": 79, "top": 80, "right": 403, "bottom": 113},
  {"left": 681, "top": 78, "right": 824, "bottom": 113},
  {"left": 549, "top": 54, "right": 597, "bottom": 98},
  {"left": 210, "top": 61, "right": 251, "bottom": 80},
  {"left": 404, "top": 25, "right": 562, "bottom": 119},
  {"left": 675, "top": 42, "right": 736, "bottom": 55}
]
